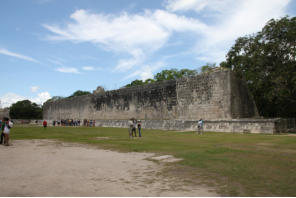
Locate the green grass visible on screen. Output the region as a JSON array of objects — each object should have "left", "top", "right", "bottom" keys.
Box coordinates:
[{"left": 11, "top": 125, "right": 296, "bottom": 196}]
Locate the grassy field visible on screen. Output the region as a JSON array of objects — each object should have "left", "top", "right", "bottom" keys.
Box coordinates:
[{"left": 10, "top": 125, "right": 296, "bottom": 196}]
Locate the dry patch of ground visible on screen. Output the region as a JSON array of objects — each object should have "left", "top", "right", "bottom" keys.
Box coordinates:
[
  {"left": 150, "top": 155, "right": 183, "bottom": 163},
  {"left": 95, "top": 136, "right": 111, "bottom": 140},
  {"left": 0, "top": 139, "right": 217, "bottom": 197}
]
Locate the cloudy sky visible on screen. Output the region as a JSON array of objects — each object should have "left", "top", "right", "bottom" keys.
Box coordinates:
[{"left": 0, "top": 0, "right": 295, "bottom": 108}]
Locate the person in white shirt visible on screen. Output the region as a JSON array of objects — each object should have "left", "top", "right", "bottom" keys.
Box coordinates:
[
  {"left": 132, "top": 119, "right": 137, "bottom": 137},
  {"left": 197, "top": 119, "right": 204, "bottom": 135},
  {"left": 128, "top": 119, "right": 133, "bottom": 138}
]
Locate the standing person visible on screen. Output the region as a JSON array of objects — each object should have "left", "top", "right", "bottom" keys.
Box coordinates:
[
  {"left": 0, "top": 118, "right": 5, "bottom": 144},
  {"left": 137, "top": 120, "right": 142, "bottom": 138},
  {"left": 132, "top": 119, "right": 137, "bottom": 137},
  {"left": 128, "top": 119, "right": 133, "bottom": 138},
  {"left": 43, "top": 120, "right": 47, "bottom": 128},
  {"left": 197, "top": 118, "right": 204, "bottom": 135},
  {"left": 2, "top": 117, "right": 13, "bottom": 146}
]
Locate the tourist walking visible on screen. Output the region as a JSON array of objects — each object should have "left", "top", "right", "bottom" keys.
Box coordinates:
[
  {"left": 137, "top": 120, "right": 142, "bottom": 137},
  {"left": 43, "top": 120, "right": 47, "bottom": 128},
  {"left": 132, "top": 119, "right": 137, "bottom": 137},
  {"left": 2, "top": 117, "right": 13, "bottom": 146},
  {"left": 128, "top": 119, "right": 133, "bottom": 138},
  {"left": 197, "top": 118, "right": 204, "bottom": 134},
  {"left": 0, "top": 118, "right": 4, "bottom": 144}
]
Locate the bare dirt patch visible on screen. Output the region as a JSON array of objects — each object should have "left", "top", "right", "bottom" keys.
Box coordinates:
[
  {"left": 255, "top": 142, "right": 296, "bottom": 154},
  {"left": 0, "top": 139, "right": 218, "bottom": 196},
  {"left": 95, "top": 136, "right": 111, "bottom": 140},
  {"left": 150, "top": 155, "right": 183, "bottom": 163},
  {"left": 277, "top": 134, "right": 296, "bottom": 136}
]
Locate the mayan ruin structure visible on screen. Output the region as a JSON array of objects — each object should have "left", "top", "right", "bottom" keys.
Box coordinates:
[{"left": 43, "top": 70, "right": 295, "bottom": 133}]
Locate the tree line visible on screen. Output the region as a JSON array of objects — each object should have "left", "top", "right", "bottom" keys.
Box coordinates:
[
  {"left": 7, "top": 16, "right": 296, "bottom": 119},
  {"left": 8, "top": 90, "right": 92, "bottom": 119}
]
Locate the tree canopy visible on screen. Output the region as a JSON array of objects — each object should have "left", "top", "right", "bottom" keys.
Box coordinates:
[
  {"left": 223, "top": 16, "right": 296, "bottom": 117},
  {"left": 68, "top": 90, "right": 91, "bottom": 98},
  {"left": 125, "top": 68, "right": 198, "bottom": 87},
  {"left": 9, "top": 100, "right": 43, "bottom": 119},
  {"left": 200, "top": 63, "right": 217, "bottom": 73},
  {"left": 45, "top": 96, "right": 64, "bottom": 103}
]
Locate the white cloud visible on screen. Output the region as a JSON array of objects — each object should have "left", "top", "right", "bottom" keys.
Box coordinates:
[
  {"left": 0, "top": 48, "right": 39, "bottom": 63},
  {"left": 166, "top": 0, "right": 291, "bottom": 62},
  {"left": 82, "top": 66, "right": 94, "bottom": 71},
  {"left": 43, "top": 1, "right": 291, "bottom": 74},
  {"left": 114, "top": 49, "right": 146, "bottom": 72},
  {"left": 43, "top": 10, "right": 168, "bottom": 52},
  {"left": 123, "top": 61, "right": 165, "bottom": 81},
  {"left": 139, "top": 66, "right": 155, "bottom": 80},
  {"left": 0, "top": 93, "right": 26, "bottom": 108},
  {"left": 31, "top": 92, "right": 51, "bottom": 104},
  {"left": 47, "top": 58, "right": 65, "bottom": 66},
  {"left": 165, "top": 0, "right": 236, "bottom": 13},
  {"left": 44, "top": 9, "right": 205, "bottom": 72},
  {"left": 55, "top": 67, "right": 80, "bottom": 74},
  {"left": 30, "top": 86, "right": 40, "bottom": 93},
  {"left": 0, "top": 92, "right": 51, "bottom": 108}
]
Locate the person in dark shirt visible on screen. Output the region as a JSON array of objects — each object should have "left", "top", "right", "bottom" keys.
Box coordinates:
[
  {"left": 137, "top": 120, "right": 142, "bottom": 137},
  {"left": 0, "top": 118, "right": 5, "bottom": 144}
]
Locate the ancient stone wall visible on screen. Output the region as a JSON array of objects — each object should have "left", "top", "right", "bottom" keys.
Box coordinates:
[
  {"left": 43, "top": 95, "right": 93, "bottom": 120},
  {"left": 0, "top": 108, "right": 10, "bottom": 119},
  {"left": 13, "top": 118, "right": 296, "bottom": 134},
  {"left": 230, "top": 74, "right": 259, "bottom": 118},
  {"left": 91, "top": 80, "right": 178, "bottom": 120},
  {"left": 43, "top": 70, "right": 259, "bottom": 121},
  {"left": 84, "top": 118, "right": 295, "bottom": 134},
  {"left": 176, "top": 70, "right": 232, "bottom": 119}
]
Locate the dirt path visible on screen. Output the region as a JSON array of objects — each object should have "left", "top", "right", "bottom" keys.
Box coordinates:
[{"left": 0, "top": 140, "right": 218, "bottom": 196}]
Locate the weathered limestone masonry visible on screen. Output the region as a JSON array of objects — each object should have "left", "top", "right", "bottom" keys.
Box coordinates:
[
  {"left": 0, "top": 108, "right": 10, "bottom": 119},
  {"left": 71, "top": 118, "right": 295, "bottom": 134},
  {"left": 43, "top": 70, "right": 295, "bottom": 133},
  {"left": 43, "top": 70, "right": 258, "bottom": 120}
]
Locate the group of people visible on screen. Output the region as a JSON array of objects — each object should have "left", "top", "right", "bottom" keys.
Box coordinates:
[
  {"left": 0, "top": 117, "right": 13, "bottom": 146},
  {"left": 52, "top": 119, "right": 82, "bottom": 127},
  {"left": 128, "top": 118, "right": 142, "bottom": 138},
  {"left": 50, "top": 119, "right": 96, "bottom": 127},
  {"left": 83, "top": 119, "right": 96, "bottom": 127},
  {"left": 127, "top": 118, "right": 203, "bottom": 137},
  {"left": 1, "top": 116, "right": 203, "bottom": 146}
]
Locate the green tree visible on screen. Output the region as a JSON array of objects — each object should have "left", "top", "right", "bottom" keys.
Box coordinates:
[
  {"left": 200, "top": 63, "right": 217, "bottom": 73},
  {"left": 9, "top": 100, "right": 42, "bottom": 119},
  {"left": 224, "top": 16, "right": 296, "bottom": 117},
  {"left": 68, "top": 90, "right": 91, "bottom": 98},
  {"left": 154, "top": 68, "right": 197, "bottom": 81},
  {"left": 178, "top": 69, "right": 198, "bottom": 78},
  {"left": 125, "top": 68, "right": 198, "bottom": 87},
  {"left": 125, "top": 79, "right": 144, "bottom": 87},
  {"left": 144, "top": 78, "right": 155, "bottom": 84},
  {"left": 45, "top": 96, "right": 64, "bottom": 103},
  {"left": 154, "top": 69, "right": 178, "bottom": 81}
]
